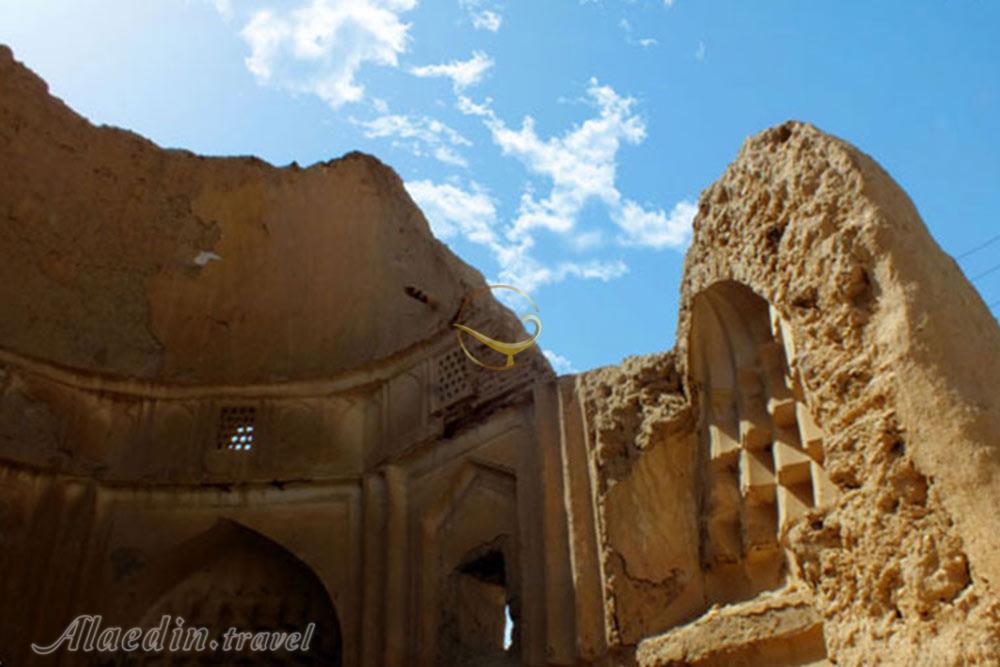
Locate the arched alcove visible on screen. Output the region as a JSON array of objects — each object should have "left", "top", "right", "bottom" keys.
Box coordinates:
[
  {"left": 689, "top": 281, "right": 837, "bottom": 606},
  {"left": 417, "top": 460, "right": 521, "bottom": 666},
  {"left": 106, "top": 520, "right": 342, "bottom": 665},
  {"left": 438, "top": 538, "right": 519, "bottom": 667}
]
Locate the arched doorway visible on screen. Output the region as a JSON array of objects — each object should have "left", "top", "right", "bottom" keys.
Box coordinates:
[
  {"left": 102, "top": 520, "right": 341, "bottom": 665},
  {"left": 438, "top": 539, "right": 519, "bottom": 667}
]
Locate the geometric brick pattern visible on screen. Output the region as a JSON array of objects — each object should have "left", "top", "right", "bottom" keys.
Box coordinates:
[{"left": 703, "top": 305, "right": 838, "bottom": 568}]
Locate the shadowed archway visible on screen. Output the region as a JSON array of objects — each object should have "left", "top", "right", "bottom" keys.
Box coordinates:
[{"left": 102, "top": 520, "right": 342, "bottom": 666}]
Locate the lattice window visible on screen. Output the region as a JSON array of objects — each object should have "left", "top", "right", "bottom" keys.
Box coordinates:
[
  {"left": 432, "top": 348, "right": 473, "bottom": 413},
  {"left": 218, "top": 406, "right": 256, "bottom": 451}
]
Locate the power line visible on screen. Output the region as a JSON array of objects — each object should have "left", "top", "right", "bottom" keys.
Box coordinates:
[
  {"left": 956, "top": 233, "right": 1000, "bottom": 261},
  {"left": 971, "top": 262, "right": 1000, "bottom": 282}
]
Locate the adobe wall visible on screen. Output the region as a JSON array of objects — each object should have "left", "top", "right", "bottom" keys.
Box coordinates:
[
  {"left": 672, "top": 121, "right": 1000, "bottom": 664},
  {"left": 0, "top": 43, "right": 516, "bottom": 385},
  {"left": 0, "top": 44, "right": 560, "bottom": 666},
  {"left": 3, "top": 40, "right": 999, "bottom": 666},
  {"left": 532, "top": 122, "right": 1000, "bottom": 665},
  {"left": 568, "top": 121, "right": 1000, "bottom": 666},
  {"left": 0, "top": 313, "right": 556, "bottom": 665}
]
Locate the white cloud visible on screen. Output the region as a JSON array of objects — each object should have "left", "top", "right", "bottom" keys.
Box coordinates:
[
  {"left": 495, "top": 238, "right": 629, "bottom": 291},
  {"left": 433, "top": 147, "right": 467, "bottom": 167},
  {"left": 460, "top": 0, "right": 503, "bottom": 32},
  {"left": 482, "top": 78, "right": 689, "bottom": 250},
  {"left": 695, "top": 40, "right": 706, "bottom": 61},
  {"left": 619, "top": 15, "right": 658, "bottom": 48},
  {"left": 410, "top": 51, "right": 494, "bottom": 91},
  {"left": 548, "top": 259, "right": 628, "bottom": 284},
  {"left": 457, "top": 94, "right": 494, "bottom": 117},
  {"left": 354, "top": 113, "right": 472, "bottom": 166},
  {"left": 616, "top": 199, "right": 696, "bottom": 249},
  {"left": 242, "top": 10, "right": 286, "bottom": 80},
  {"left": 405, "top": 179, "right": 628, "bottom": 292},
  {"left": 415, "top": 80, "right": 690, "bottom": 291},
  {"left": 473, "top": 10, "right": 502, "bottom": 31},
  {"left": 405, "top": 180, "right": 498, "bottom": 245},
  {"left": 543, "top": 350, "right": 577, "bottom": 374},
  {"left": 240, "top": 0, "right": 416, "bottom": 109}
]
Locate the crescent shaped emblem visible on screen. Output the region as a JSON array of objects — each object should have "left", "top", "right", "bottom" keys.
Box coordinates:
[{"left": 452, "top": 284, "right": 542, "bottom": 371}]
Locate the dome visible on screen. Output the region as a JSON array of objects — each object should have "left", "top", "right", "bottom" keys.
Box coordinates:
[{"left": 0, "top": 45, "right": 516, "bottom": 385}]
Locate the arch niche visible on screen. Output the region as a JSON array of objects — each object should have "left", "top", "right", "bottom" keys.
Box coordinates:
[
  {"left": 107, "top": 520, "right": 342, "bottom": 666},
  {"left": 688, "top": 281, "right": 838, "bottom": 606}
]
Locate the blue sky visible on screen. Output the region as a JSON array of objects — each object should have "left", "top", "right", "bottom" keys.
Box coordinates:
[{"left": 2, "top": 1, "right": 998, "bottom": 373}]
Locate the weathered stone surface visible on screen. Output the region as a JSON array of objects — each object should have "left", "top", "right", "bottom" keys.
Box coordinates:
[
  {"left": 577, "top": 353, "right": 704, "bottom": 644},
  {"left": 0, "top": 46, "right": 552, "bottom": 666},
  {"left": 0, "top": 43, "right": 522, "bottom": 385},
  {"left": 1, "top": 44, "right": 998, "bottom": 667},
  {"left": 568, "top": 122, "right": 1000, "bottom": 665},
  {"left": 636, "top": 585, "right": 828, "bottom": 667},
  {"left": 673, "top": 121, "right": 1000, "bottom": 665}
]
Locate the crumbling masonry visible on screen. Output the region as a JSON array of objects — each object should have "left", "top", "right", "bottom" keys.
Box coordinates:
[{"left": 1, "top": 45, "right": 999, "bottom": 665}]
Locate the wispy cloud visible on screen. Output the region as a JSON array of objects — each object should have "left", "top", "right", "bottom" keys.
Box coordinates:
[
  {"left": 405, "top": 179, "right": 628, "bottom": 291},
  {"left": 240, "top": 0, "right": 417, "bottom": 109},
  {"left": 479, "top": 79, "right": 692, "bottom": 251},
  {"left": 457, "top": 94, "right": 494, "bottom": 117},
  {"left": 617, "top": 199, "right": 696, "bottom": 249},
  {"left": 405, "top": 180, "right": 498, "bottom": 244},
  {"left": 695, "top": 40, "right": 706, "bottom": 61},
  {"left": 419, "top": 79, "right": 692, "bottom": 290},
  {"left": 543, "top": 349, "right": 577, "bottom": 374},
  {"left": 228, "top": 4, "right": 687, "bottom": 292},
  {"left": 619, "top": 17, "right": 658, "bottom": 48},
  {"left": 472, "top": 10, "right": 502, "bottom": 32},
  {"left": 353, "top": 113, "right": 472, "bottom": 166},
  {"left": 501, "top": 253, "right": 628, "bottom": 292},
  {"left": 410, "top": 51, "right": 494, "bottom": 91},
  {"left": 460, "top": 0, "right": 503, "bottom": 32}
]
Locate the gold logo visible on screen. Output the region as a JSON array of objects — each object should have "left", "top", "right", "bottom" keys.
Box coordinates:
[{"left": 453, "top": 285, "right": 542, "bottom": 371}]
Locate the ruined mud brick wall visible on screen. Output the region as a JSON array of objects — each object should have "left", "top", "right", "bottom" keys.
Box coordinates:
[
  {"left": 2, "top": 39, "right": 999, "bottom": 666},
  {"left": 0, "top": 44, "right": 557, "bottom": 666},
  {"left": 0, "top": 41, "right": 530, "bottom": 386},
  {"left": 572, "top": 122, "right": 1000, "bottom": 666}
]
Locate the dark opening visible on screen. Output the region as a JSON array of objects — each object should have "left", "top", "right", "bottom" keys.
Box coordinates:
[
  {"left": 459, "top": 549, "right": 507, "bottom": 587},
  {"left": 440, "top": 544, "right": 518, "bottom": 665}
]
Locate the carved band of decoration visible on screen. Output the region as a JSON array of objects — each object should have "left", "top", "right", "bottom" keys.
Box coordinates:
[
  {"left": 696, "top": 285, "right": 838, "bottom": 578},
  {"left": 429, "top": 315, "right": 550, "bottom": 422}
]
